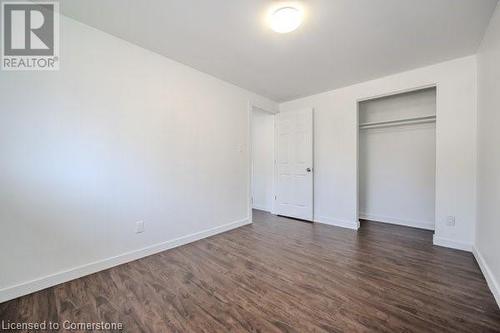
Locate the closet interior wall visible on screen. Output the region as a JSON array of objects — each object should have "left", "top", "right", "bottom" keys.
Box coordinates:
[{"left": 358, "top": 87, "right": 437, "bottom": 230}]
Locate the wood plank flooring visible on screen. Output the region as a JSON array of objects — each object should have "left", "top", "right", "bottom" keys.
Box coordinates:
[{"left": 1, "top": 210, "right": 500, "bottom": 332}]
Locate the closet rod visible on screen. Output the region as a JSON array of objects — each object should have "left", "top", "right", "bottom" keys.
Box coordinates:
[{"left": 359, "top": 115, "right": 436, "bottom": 130}]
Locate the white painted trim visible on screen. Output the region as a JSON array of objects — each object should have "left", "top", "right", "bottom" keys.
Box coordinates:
[
  {"left": 314, "top": 216, "right": 360, "bottom": 230},
  {"left": 356, "top": 83, "right": 438, "bottom": 103},
  {"left": 252, "top": 204, "right": 271, "bottom": 212},
  {"left": 473, "top": 246, "right": 500, "bottom": 309},
  {"left": 272, "top": 112, "right": 279, "bottom": 215},
  {"left": 359, "top": 213, "right": 435, "bottom": 230},
  {"left": 311, "top": 107, "right": 315, "bottom": 222},
  {"left": 248, "top": 102, "right": 254, "bottom": 223},
  {"left": 0, "top": 217, "right": 251, "bottom": 303},
  {"left": 432, "top": 235, "right": 472, "bottom": 252},
  {"left": 355, "top": 84, "right": 440, "bottom": 238}
]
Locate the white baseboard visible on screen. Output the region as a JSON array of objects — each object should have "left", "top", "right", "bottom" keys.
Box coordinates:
[
  {"left": 0, "top": 218, "right": 251, "bottom": 304},
  {"left": 359, "top": 213, "right": 434, "bottom": 231},
  {"left": 473, "top": 246, "right": 500, "bottom": 309},
  {"left": 314, "top": 215, "right": 360, "bottom": 230},
  {"left": 252, "top": 204, "right": 271, "bottom": 212},
  {"left": 433, "top": 235, "right": 472, "bottom": 252}
]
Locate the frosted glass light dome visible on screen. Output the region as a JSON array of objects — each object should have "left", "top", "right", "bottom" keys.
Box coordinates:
[{"left": 270, "top": 7, "right": 303, "bottom": 33}]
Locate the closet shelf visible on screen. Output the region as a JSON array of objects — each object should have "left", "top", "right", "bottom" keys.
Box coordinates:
[{"left": 359, "top": 115, "right": 436, "bottom": 130}]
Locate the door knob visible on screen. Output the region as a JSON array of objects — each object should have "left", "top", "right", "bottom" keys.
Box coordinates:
[{"left": 306, "top": 168, "right": 312, "bottom": 172}]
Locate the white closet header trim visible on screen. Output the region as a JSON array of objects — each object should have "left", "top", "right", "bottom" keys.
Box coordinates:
[{"left": 359, "top": 115, "right": 436, "bottom": 130}]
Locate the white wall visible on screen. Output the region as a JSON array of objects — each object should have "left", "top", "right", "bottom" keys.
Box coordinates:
[
  {"left": 252, "top": 109, "right": 275, "bottom": 212},
  {"left": 476, "top": 3, "right": 500, "bottom": 306},
  {"left": 359, "top": 89, "right": 436, "bottom": 230},
  {"left": 0, "top": 16, "right": 277, "bottom": 302},
  {"left": 280, "top": 56, "right": 477, "bottom": 251}
]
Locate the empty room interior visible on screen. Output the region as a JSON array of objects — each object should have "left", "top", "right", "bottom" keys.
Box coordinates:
[{"left": 2, "top": 0, "right": 500, "bottom": 332}]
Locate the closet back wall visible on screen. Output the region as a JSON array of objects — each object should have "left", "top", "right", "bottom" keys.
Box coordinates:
[{"left": 359, "top": 89, "right": 437, "bottom": 230}]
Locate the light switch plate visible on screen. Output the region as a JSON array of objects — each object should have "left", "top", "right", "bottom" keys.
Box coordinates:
[{"left": 136, "top": 220, "right": 145, "bottom": 233}]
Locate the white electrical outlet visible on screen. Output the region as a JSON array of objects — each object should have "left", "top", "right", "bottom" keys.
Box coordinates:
[
  {"left": 446, "top": 216, "right": 456, "bottom": 227},
  {"left": 136, "top": 220, "right": 145, "bottom": 233}
]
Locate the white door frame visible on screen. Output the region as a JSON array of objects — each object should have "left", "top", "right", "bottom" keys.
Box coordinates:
[
  {"left": 355, "top": 83, "right": 438, "bottom": 229},
  {"left": 248, "top": 102, "right": 278, "bottom": 222}
]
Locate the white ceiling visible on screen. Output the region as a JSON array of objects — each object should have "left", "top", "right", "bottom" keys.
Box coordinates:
[{"left": 61, "top": 0, "right": 498, "bottom": 102}]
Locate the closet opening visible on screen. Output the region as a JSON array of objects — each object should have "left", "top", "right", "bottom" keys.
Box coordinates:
[{"left": 357, "top": 87, "right": 437, "bottom": 230}]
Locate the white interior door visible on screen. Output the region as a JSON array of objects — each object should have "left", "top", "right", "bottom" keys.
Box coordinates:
[{"left": 275, "top": 108, "right": 313, "bottom": 221}]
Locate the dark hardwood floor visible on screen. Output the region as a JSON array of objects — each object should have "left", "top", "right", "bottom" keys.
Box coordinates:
[{"left": 1, "top": 210, "right": 500, "bottom": 332}]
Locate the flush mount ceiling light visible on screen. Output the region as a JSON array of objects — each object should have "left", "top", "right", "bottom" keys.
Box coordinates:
[{"left": 269, "top": 6, "right": 303, "bottom": 33}]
